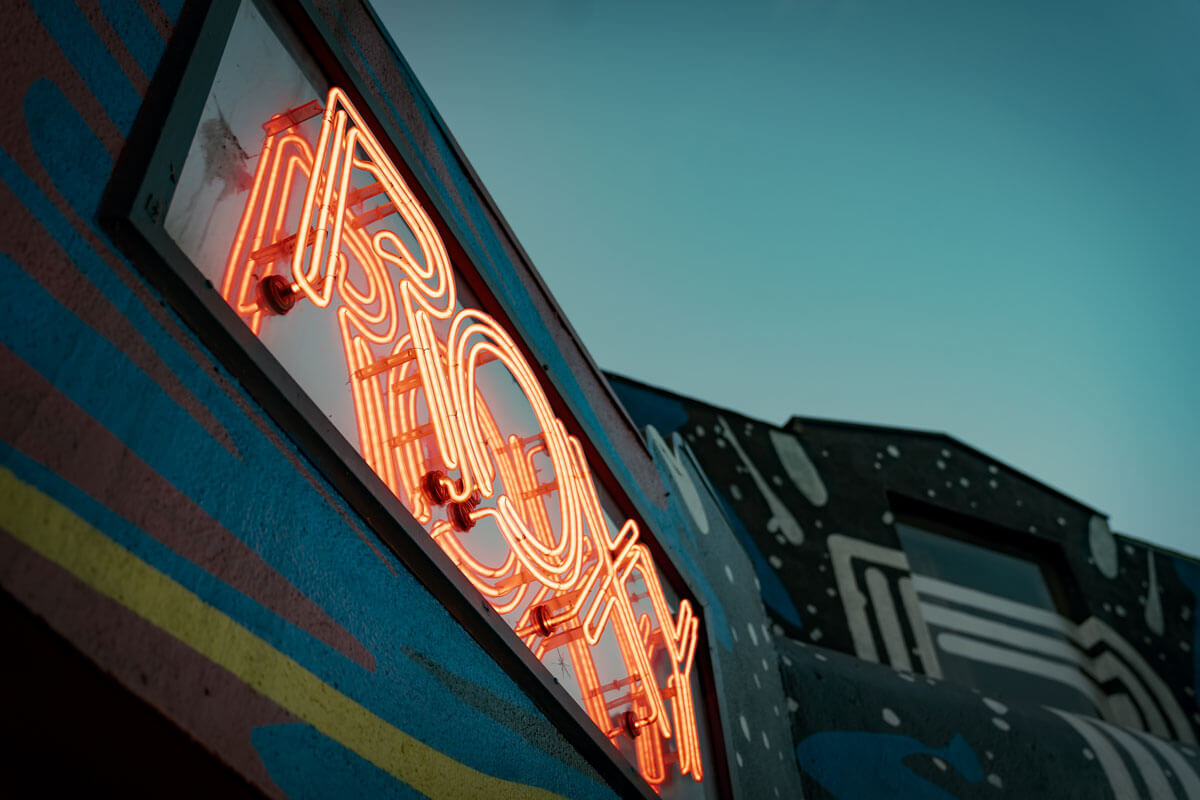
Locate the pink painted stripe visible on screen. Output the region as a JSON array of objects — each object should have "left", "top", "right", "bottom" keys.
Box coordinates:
[
  {"left": 76, "top": 0, "right": 150, "bottom": 94},
  {"left": 0, "top": 343, "right": 377, "bottom": 672},
  {"left": 4, "top": 2, "right": 124, "bottom": 158},
  {"left": 0, "top": 182, "right": 243, "bottom": 460},
  {"left": 0, "top": 529, "right": 298, "bottom": 796}
]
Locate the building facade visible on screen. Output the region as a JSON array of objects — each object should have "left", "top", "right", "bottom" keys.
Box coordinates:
[
  {"left": 0, "top": 1, "right": 1196, "bottom": 798},
  {"left": 610, "top": 373, "right": 1200, "bottom": 798}
]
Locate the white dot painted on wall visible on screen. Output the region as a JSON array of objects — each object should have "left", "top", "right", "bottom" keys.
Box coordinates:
[
  {"left": 1083, "top": 748, "right": 1095, "bottom": 761},
  {"left": 724, "top": 565, "right": 735, "bottom": 584},
  {"left": 1146, "top": 552, "right": 1165, "bottom": 636},
  {"left": 960, "top": 477, "right": 970, "bottom": 487},
  {"left": 768, "top": 555, "right": 783, "bottom": 569},
  {"left": 927, "top": 489, "right": 937, "bottom": 498},
  {"left": 730, "top": 484, "right": 743, "bottom": 501},
  {"left": 983, "top": 697, "right": 1008, "bottom": 715},
  {"left": 647, "top": 428, "right": 713, "bottom": 536},
  {"left": 882, "top": 708, "right": 901, "bottom": 727},
  {"left": 815, "top": 652, "right": 828, "bottom": 662},
  {"left": 740, "top": 714, "right": 751, "bottom": 741},
  {"left": 769, "top": 430, "right": 830, "bottom": 507},
  {"left": 810, "top": 628, "right": 824, "bottom": 642},
  {"left": 887, "top": 445, "right": 901, "bottom": 457},
  {"left": 694, "top": 425, "right": 706, "bottom": 437},
  {"left": 763, "top": 658, "right": 771, "bottom": 672},
  {"left": 736, "top": 751, "right": 743, "bottom": 768},
  {"left": 1089, "top": 515, "right": 1119, "bottom": 579},
  {"left": 874, "top": 462, "right": 883, "bottom": 470},
  {"left": 933, "top": 757, "right": 948, "bottom": 772},
  {"left": 825, "top": 586, "right": 836, "bottom": 596},
  {"left": 987, "top": 774, "right": 1003, "bottom": 788},
  {"left": 936, "top": 459, "right": 947, "bottom": 470},
  {"left": 988, "top": 479, "right": 999, "bottom": 489},
  {"left": 988, "top": 465, "right": 999, "bottom": 474},
  {"left": 753, "top": 673, "right": 762, "bottom": 689},
  {"left": 787, "top": 697, "right": 800, "bottom": 712},
  {"left": 882, "top": 511, "right": 895, "bottom": 525},
  {"left": 992, "top": 717, "right": 1011, "bottom": 731},
  {"left": 898, "top": 672, "right": 915, "bottom": 682},
  {"left": 774, "top": 705, "right": 781, "bottom": 716},
  {"left": 762, "top": 731, "right": 771, "bottom": 749},
  {"left": 806, "top": 604, "right": 817, "bottom": 614}
]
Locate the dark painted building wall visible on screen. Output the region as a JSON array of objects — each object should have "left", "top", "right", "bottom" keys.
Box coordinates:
[{"left": 610, "top": 372, "right": 1200, "bottom": 799}]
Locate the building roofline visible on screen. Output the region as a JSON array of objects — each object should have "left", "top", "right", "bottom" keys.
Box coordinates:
[
  {"left": 604, "top": 370, "right": 778, "bottom": 431},
  {"left": 605, "top": 371, "right": 1105, "bottom": 519},
  {"left": 786, "top": 413, "right": 1105, "bottom": 517}
]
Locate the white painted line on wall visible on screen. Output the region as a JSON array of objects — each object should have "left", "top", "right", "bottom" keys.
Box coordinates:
[{"left": 866, "top": 567, "right": 911, "bottom": 672}]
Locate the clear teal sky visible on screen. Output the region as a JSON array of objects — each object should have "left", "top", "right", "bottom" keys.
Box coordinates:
[{"left": 377, "top": 0, "right": 1200, "bottom": 557}]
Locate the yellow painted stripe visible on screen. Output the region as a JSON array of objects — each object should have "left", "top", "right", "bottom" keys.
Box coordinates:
[{"left": 0, "top": 466, "right": 569, "bottom": 800}]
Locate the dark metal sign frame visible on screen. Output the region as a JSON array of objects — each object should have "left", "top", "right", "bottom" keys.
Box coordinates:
[{"left": 99, "top": 1, "right": 731, "bottom": 797}]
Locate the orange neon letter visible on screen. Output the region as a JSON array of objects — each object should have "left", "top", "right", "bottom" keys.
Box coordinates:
[{"left": 221, "top": 89, "right": 705, "bottom": 787}]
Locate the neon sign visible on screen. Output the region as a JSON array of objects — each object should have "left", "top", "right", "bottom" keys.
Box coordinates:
[{"left": 220, "top": 88, "right": 704, "bottom": 787}]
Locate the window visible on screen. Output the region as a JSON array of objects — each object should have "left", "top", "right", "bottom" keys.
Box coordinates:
[{"left": 896, "top": 517, "right": 1098, "bottom": 716}]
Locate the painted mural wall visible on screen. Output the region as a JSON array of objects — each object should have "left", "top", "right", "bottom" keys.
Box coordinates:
[
  {"left": 9, "top": 0, "right": 1196, "bottom": 798},
  {"left": 640, "top": 425, "right": 804, "bottom": 799},
  {"left": 609, "top": 373, "right": 1200, "bottom": 799},
  {"left": 0, "top": 1, "right": 763, "bottom": 797}
]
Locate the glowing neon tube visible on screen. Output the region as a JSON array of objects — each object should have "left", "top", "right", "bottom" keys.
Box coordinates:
[{"left": 220, "top": 86, "right": 706, "bottom": 787}]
